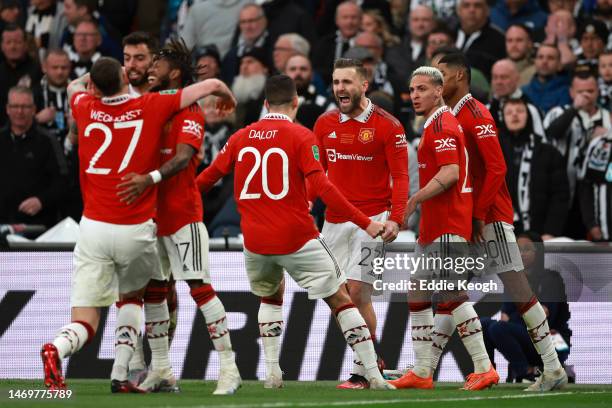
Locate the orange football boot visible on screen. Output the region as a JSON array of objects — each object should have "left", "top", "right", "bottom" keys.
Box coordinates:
[
  {"left": 388, "top": 370, "right": 434, "bottom": 389},
  {"left": 462, "top": 365, "right": 500, "bottom": 390}
]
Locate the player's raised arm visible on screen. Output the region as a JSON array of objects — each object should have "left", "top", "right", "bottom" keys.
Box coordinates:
[
  {"left": 67, "top": 73, "right": 91, "bottom": 101},
  {"left": 382, "top": 121, "right": 410, "bottom": 240},
  {"left": 196, "top": 131, "right": 238, "bottom": 193},
  {"left": 181, "top": 78, "right": 236, "bottom": 113}
]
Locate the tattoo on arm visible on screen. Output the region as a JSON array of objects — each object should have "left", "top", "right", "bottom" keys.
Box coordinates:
[{"left": 159, "top": 144, "right": 196, "bottom": 180}]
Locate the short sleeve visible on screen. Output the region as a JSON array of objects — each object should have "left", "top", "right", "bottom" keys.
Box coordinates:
[
  {"left": 432, "top": 128, "right": 460, "bottom": 167},
  {"left": 171, "top": 104, "right": 205, "bottom": 151},
  {"left": 145, "top": 89, "right": 184, "bottom": 124},
  {"left": 70, "top": 91, "right": 92, "bottom": 118},
  {"left": 297, "top": 129, "right": 324, "bottom": 177}
]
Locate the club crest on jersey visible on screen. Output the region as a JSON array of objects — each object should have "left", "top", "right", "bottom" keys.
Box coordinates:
[
  {"left": 358, "top": 128, "right": 375, "bottom": 144},
  {"left": 182, "top": 120, "right": 203, "bottom": 138}
]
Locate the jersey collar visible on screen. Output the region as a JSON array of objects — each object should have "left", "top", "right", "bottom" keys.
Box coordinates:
[
  {"left": 263, "top": 113, "right": 292, "bottom": 122},
  {"left": 424, "top": 105, "right": 449, "bottom": 129},
  {"left": 339, "top": 98, "right": 373, "bottom": 124},
  {"left": 451, "top": 93, "right": 473, "bottom": 116},
  {"left": 101, "top": 94, "right": 132, "bottom": 105}
]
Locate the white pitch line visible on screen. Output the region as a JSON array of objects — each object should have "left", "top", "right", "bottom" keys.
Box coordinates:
[{"left": 154, "top": 390, "right": 612, "bottom": 408}]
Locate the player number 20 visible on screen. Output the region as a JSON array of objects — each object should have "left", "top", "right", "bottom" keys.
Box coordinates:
[
  {"left": 83, "top": 120, "right": 144, "bottom": 175},
  {"left": 238, "top": 147, "right": 289, "bottom": 200}
]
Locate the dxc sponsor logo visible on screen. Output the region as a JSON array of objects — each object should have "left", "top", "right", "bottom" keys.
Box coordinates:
[
  {"left": 435, "top": 138, "right": 456, "bottom": 151},
  {"left": 182, "top": 120, "right": 203, "bottom": 138},
  {"left": 475, "top": 124, "right": 495, "bottom": 138}
]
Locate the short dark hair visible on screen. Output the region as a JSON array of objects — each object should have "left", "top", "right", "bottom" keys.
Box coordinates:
[
  {"left": 1, "top": 24, "right": 25, "bottom": 40},
  {"left": 537, "top": 43, "right": 561, "bottom": 60},
  {"left": 122, "top": 31, "right": 159, "bottom": 54},
  {"left": 90, "top": 57, "right": 123, "bottom": 96},
  {"left": 265, "top": 75, "right": 296, "bottom": 106},
  {"left": 333, "top": 58, "right": 367, "bottom": 79},
  {"left": 156, "top": 37, "right": 193, "bottom": 87},
  {"left": 428, "top": 22, "right": 456, "bottom": 42},
  {"left": 431, "top": 45, "right": 460, "bottom": 62},
  {"left": 507, "top": 23, "right": 533, "bottom": 42},
  {"left": 74, "top": 0, "right": 98, "bottom": 15},
  {"left": 44, "top": 48, "right": 70, "bottom": 61},
  {"left": 572, "top": 65, "right": 598, "bottom": 83},
  {"left": 439, "top": 52, "right": 472, "bottom": 83}
]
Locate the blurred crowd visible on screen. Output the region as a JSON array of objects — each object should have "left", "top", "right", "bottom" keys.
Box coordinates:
[{"left": 1, "top": 0, "right": 612, "bottom": 242}]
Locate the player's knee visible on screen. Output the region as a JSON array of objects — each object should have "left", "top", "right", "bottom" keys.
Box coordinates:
[{"left": 347, "top": 281, "right": 372, "bottom": 306}]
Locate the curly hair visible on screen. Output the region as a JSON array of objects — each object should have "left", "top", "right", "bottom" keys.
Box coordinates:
[{"left": 156, "top": 37, "right": 194, "bottom": 87}]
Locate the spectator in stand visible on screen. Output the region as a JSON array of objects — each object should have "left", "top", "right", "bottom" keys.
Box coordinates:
[
  {"left": 576, "top": 18, "right": 609, "bottom": 70},
  {"left": 25, "top": 0, "right": 64, "bottom": 61},
  {"left": 489, "top": 59, "right": 545, "bottom": 137},
  {"left": 222, "top": 3, "right": 273, "bottom": 86},
  {"left": 598, "top": 51, "right": 612, "bottom": 110},
  {"left": 180, "top": 0, "right": 249, "bottom": 59},
  {"left": 0, "top": 1, "right": 21, "bottom": 35},
  {"left": 506, "top": 24, "right": 536, "bottom": 87},
  {"left": 544, "top": 70, "right": 611, "bottom": 238},
  {"left": 361, "top": 9, "right": 401, "bottom": 49},
  {"left": 593, "top": 0, "right": 612, "bottom": 43},
  {"left": 0, "top": 86, "right": 66, "bottom": 228},
  {"left": 352, "top": 32, "right": 400, "bottom": 96},
  {"left": 540, "top": 10, "right": 578, "bottom": 69},
  {"left": 194, "top": 45, "right": 222, "bottom": 82},
  {"left": 33, "top": 49, "right": 70, "bottom": 145},
  {"left": 316, "top": 0, "right": 392, "bottom": 38},
  {"left": 262, "top": 0, "right": 317, "bottom": 47},
  {"left": 401, "top": 5, "right": 435, "bottom": 70},
  {"left": 410, "top": 0, "right": 457, "bottom": 25},
  {"left": 522, "top": 44, "right": 571, "bottom": 115},
  {"left": 482, "top": 231, "right": 571, "bottom": 382},
  {"left": 284, "top": 54, "right": 336, "bottom": 130},
  {"left": 455, "top": 0, "right": 506, "bottom": 80},
  {"left": 579, "top": 129, "right": 612, "bottom": 241},
  {"left": 53, "top": 0, "right": 122, "bottom": 61},
  {"left": 424, "top": 24, "right": 456, "bottom": 63},
  {"left": 499, "top": 98, "right": 570, "bottom": 238},
  {"left": 0, "top": 25, "right": 43, "bottom": 126},
  {"left": 312, "top": 1, "right": 362, "bottom": 85},
  {"left": 69, "top": 19, "right": 102, "bottom": 78},
  {"left": 272, "top": 33, "right": 310, "bottom": 75},
  {"left": 231, "top": 47, "right": 270, "bottom": 128},
  {"left": 490, "top": 0, "right": 548, "bottom": 31},
  {"left": 197, "top": 95, "right": 235, "bottom": 228}
]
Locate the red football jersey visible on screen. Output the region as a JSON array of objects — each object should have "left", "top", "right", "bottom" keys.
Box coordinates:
[
  {"left": 452, "top": 94, "right": 514, "bottom": 225},
  {"left": 196, "top": 114, "right": 370, "bottom": 254},
  {"left": 313, "top": 100, "right": 409, "bottom": 225},
  {"left": 71, "top": 90, "right": 182, "bottom": 224},
  {"left": 418, "top": 106, "right": 472, "bottom": 244},
  {"left": 157, "top": 104, "right": 205, "bottom": 236}
]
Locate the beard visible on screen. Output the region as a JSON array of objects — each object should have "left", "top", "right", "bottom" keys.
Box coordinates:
[
  {"left": 334, "top": 91, "right": 362, "bottom": 114},
  {"left": 232, "top": 74, "right": 266, "bottom": 104},
  {"left": 293, "top": 75, "right": 309, "bottom": 94},
  {"left": 127, "top": 68, "right": 149, "bottom": 87},
  {"left": 148, "top": 75, "right": 171, "bottom": 93}
]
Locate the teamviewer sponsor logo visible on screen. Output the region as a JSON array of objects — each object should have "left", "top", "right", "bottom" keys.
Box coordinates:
[
  {"left": 434, "top": 137, "right": 456, "bottom": 152},
  {"left": 475, "top": 124, "right": 496, "bottom": 139},
  {"left": 326, "top": 149, "right": 374, "bottom": 162}
]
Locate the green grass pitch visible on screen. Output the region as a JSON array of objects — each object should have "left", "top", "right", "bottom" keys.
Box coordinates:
[{"left": 1, "top": 380, "right": 611, "bottom": 408}]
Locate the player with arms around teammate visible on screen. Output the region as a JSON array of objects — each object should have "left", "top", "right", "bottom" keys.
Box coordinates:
[
  {"left": 313, "top": 58, "right": 409, "bottom": 389},
  {"left": 40, "top": 56, "right": 236, "bottom": 392},
  {"left": 390, "top": 67, "right": 498, "bottom": 390},
  {"left": 196, "top": 75, "right": 395, "bottom": 390},
  {"left": 433, "top": 52, "right": 568, "bottom": 391},
  {"left": 117, "top": 39, "right": 241, "bottom": 395}
]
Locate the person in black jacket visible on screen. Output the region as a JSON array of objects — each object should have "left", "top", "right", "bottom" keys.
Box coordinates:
[
  {"left": 482, "top": 231, "right": 571, "bottom": 382},
  {"left": 0, "top": 86, "right": 66, "bottom": 229},
  {"left": 500, "top": 98, "right": 570, "bottom": 238}
]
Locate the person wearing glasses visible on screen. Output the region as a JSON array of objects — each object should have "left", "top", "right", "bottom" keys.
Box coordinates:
[{"left": 0, "top": 86, "right": 67, "bottom": 228}]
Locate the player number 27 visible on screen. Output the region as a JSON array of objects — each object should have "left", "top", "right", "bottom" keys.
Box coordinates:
[
  {"left": 83, "top": 120, "right": 144, "bottom": 174},
  {"left": 238, "top": 147, "right": 289, "bottom": 200}
]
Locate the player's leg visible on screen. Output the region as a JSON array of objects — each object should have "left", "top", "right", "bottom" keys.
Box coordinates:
[
  {"left": 172, "top": 222, "right": 240, "bottom": 395},
  {"left": 110, "top": 219, "right": 161, "bottom": 393},
  {"left": 277, "top": 236, "right": 393, "bottom": 390},
  {"left": 258, "top": 279, "right": 285, "bottom": 388},
  {"left": 136, "top": 240, "right": 177, "bottom": 392},
  {"left": 485, "top": 223, "right": 567, "bottom": 391},
  {"left": 430, "top": 302, "right": 456, "bottom": 373},
  {"left": 167, "top": 277, "right": 178, "bottom": 344},
  {"left": 244, "top": 248, "right": 287, "bottom": 389},
  {"left": 41, "top": 217, "right": 113, "bottom": 390}
]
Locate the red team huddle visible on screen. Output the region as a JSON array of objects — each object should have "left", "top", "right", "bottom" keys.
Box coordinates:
[{"left": 40, "top": 36, "right": 567, "bottom": 395}]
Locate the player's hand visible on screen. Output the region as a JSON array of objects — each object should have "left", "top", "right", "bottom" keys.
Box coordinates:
[
  {"left": 308, "top": 200, "right": 313, "bottom": 211},
  {"left": 366, "top": 221, "right": 385, "bottom": 239},
  {"left": 380, "top": 220, "right": 400, "bottom": 243},
  {"left": 472, "top": 218, "right": 485, "bottom": 243},
  {"left": 573, "top": 92, "right": 590, "bottom": 111},
  {"left": 216, "top": 94, "right": 236, "bottom": 117},
  {"left": 36, "top": 107, "right": 56, "bottom": 124},
  {"left": 117, "top": 172, "right": 154, "bottom": 204},
  {"left": 18, "top": 197, "right": 42, "bottom": 216}
]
